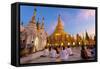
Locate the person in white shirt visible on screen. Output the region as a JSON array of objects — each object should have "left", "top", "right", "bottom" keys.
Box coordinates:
[
  {"left": 49, "top": 47, "right": 57, "bottom": 62},
  {"left": 60, "top": 46, "right": 69, "bottom": 61},
  {"left": 43, "top": 47, "right": 49, "bottom": 57},
  {"left": 66, "top": 46, "right": 73, "bottom": 56},
  {"left": 49, "top": 47, "right": 57, "bottom": 58}
]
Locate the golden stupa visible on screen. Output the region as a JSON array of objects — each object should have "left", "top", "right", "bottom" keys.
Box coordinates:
[
  {"left": 53, "top": 15, "right": 67, "bottom": 35},
  {"left": 47, "top": 15, "right": 72, "bottom": 46},
  {"left": 47, "top": 15, "right": 95, "bottom": 47}
]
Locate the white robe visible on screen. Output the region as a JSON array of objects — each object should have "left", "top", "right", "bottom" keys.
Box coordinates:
[
  {"left": 43, "top": 49, "right": 49, "bottom": 56},
  {"left": 49, "top": 49, "right": 57, "bottom": 58},
  {"left": 60, "top": 50, "right": 69, "bottom": 61},
  {"left": 66, "top": 48, "right": 73, "bottom": 55}
]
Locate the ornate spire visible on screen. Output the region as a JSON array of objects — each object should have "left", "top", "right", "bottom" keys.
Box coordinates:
[
  {"left": 33, "top": 8, "right": 37, "bottom": 17},
  {"left": 85, "top": 30, "right": 89, "bottom": 40},
  {"left": 56, "top": 14, "right": 64, "bottom": 31},
  {"left": 37, "top": 18, "right": 39, "bottom": 25},
  {"left": 41, "top": 17, "right": 44, "bottom": 29},
  {"left": 31, "top": 8, "right": 37, "bottom": 24},
  {"left": 51, "top": 14, "right": 67, "bottom": 36},
  {"left": 37, "top": 18, "right": 41, "bottom": 30},
  {"left": 58, "top": 14, "right": 61, "bottom": 23}
]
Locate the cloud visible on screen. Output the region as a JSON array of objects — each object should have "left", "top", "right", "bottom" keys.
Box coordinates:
[
  {"left": 76, "top": 10, "right": 95, "bottom": 37},
  {"left": 77, "top": 9, "right": 95, "bottom": 20}
]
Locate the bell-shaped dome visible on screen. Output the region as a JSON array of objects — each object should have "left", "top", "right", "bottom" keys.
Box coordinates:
[{"left": 53, "top": 15, "right": 66, "bottom": 35}]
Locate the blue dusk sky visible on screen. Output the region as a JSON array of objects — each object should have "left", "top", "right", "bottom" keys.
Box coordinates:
[{"left": 20, "top": 5, "right": 95, "bottom": 36}]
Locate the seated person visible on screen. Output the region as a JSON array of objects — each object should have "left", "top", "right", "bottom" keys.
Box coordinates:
[
  {"left": 43, "top": 47, "right": 49, "bottom": 57},
  {"left": 49, "top": 47, "right": 57, "bottom": 58},
  {"left": 86, "top": 47, "right": 92, "bottom": 58},
  {"left": 91, "top": 46, "right": 95, "bottom": 58},
  {"left": 66, "top": 46, "right": 73, "bottom": 56},
  {"left": 81, "top": 46, "right": 89, "bottom": 59},
  {"left": 60, "top": 46, "right": 69, "bottom": 61}
]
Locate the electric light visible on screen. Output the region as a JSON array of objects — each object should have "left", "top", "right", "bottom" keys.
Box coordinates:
[
  {"left": 73, "top": 42, "right": 75, "bottom": 45},
  {"left": 79, "top": 42, "right": 80, "bottom": 45},
  {"left": 68, "top": 42, "right": 70, "bottom": 45},
  {"left": 61, "top": 43, "right": 63, "bottom": 46}
]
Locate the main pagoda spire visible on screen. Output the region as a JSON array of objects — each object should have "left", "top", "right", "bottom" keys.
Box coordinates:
[
  {"left": 56, "top": 14, "right": 64, "bottom": 31},
  {"left": 50, "top": 14, "right": 67, "bottom": 36},
  {"left": 48, "top": 14, "right": 68, "bottom": 46}
]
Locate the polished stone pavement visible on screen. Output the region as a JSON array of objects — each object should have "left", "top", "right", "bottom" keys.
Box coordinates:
[{"left": 20, "top": 47, "right": 94, "bottom": 64}]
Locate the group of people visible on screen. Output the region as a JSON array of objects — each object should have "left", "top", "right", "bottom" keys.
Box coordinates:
[
  {"left": 42, "top": 46, "right": 73, "bottom": 61},
  {"left": 42, "top": 45, "right": 95, "bottom": 61}
]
